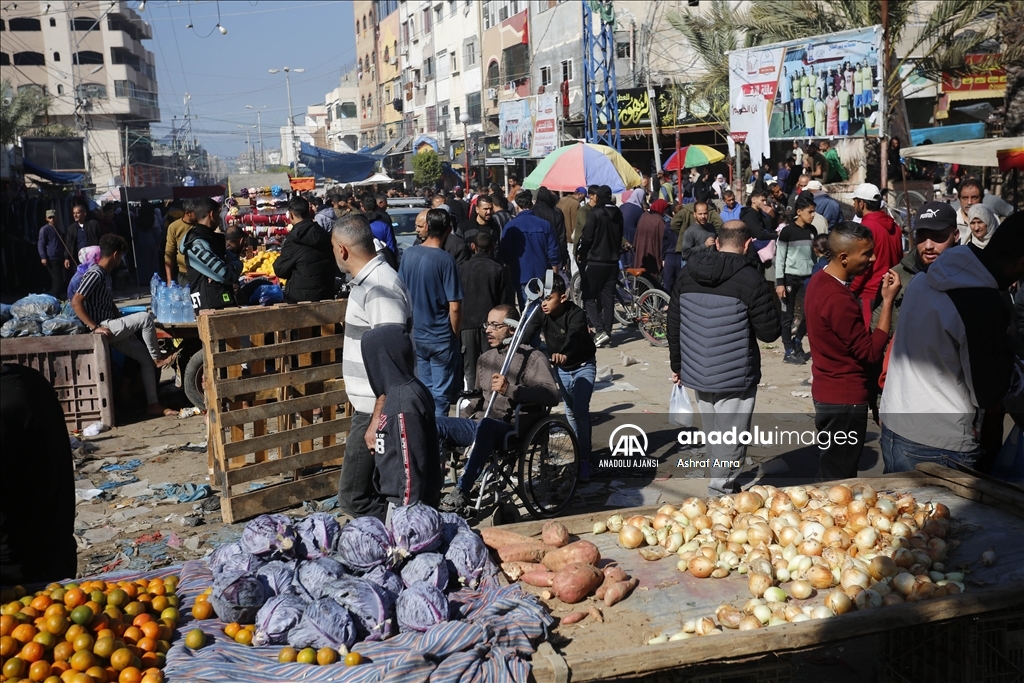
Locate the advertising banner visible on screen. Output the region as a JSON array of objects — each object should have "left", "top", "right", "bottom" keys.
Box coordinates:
[
  {"left": 499, "top": 98, "right": 534, "bottom": 158},
  {"left": 941, "top": 54, "right": 1006, "bottom": 94},
  {"left": 531, "top": 93, "right": 558, "bottom": 157},
  {"left": 729, "top": 26, "right": 883, "bottom": 162}
]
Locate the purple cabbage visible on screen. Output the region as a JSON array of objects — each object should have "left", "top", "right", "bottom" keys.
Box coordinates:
[
  {"left": 255, "top": 561, "right": 296, "bottom": 597},
  {"left": 336, "top": 516, "right": 397, "bottom": 572},
  {"left": 363, "top": 566, "right": 404, "bottom": 600},
  {"left": 444, "top": 530, "right": 490, "bottom": 590},
  {"left": 321, "top": 576, "right": 395, "bottom": 642},
  {"left": 240, "top": 513, "right": 299, "bottom": 557},
  {"left": 209, "top": 541, "right": 265, "bottom": 580},
  {"left": 400, "top": 553, "right": 449, "bottom": 591},
  {"left": 296, "top": 513, "right": 341, "bottom": 559},
  {"left": 439, "top": 512, "right": 471, "bottom": 547},
  {"left": 286, "top": 597, "right": 356, "bottom": 651},
  {"left": 208, "top": 571, "right": 268, "bottom": 624},
  {"left": 388, "top": 503, "right": 442, "bottom": 558},
  {"left": 293, "top": 556, "right": 347, "bottom": 602},
  {"left": 253, "top": 593, "right": 307, "bottom": 646},
  {"left": 396, "top": 582, "right": 449, "bottom": 633}
]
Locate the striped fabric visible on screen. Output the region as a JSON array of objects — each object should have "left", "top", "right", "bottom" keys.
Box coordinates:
[
  {"left": 343, "top": 256, "right": 412, "bottom": 414},
  {"left": 75, "top": 264, "right": 119, "bottom": 324}
]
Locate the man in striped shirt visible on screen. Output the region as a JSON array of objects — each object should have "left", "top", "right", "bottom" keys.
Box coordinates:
[
  {"left": 70, "top": 234, "right": 175, "bottom": 417},
  {"left": 332, "top": 215, "right": 412, "bottom": 520}
]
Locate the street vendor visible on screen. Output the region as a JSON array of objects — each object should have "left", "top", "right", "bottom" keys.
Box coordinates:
[{"left": 180, "top": 197, "right": 240, "bottom": 314}]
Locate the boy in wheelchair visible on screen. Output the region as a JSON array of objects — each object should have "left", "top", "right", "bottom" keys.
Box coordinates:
[{"left": 438, "top": 303, "right": 560, "bottom": 512}]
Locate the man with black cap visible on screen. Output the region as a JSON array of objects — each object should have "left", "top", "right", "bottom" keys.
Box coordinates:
[
  {"left": 881, "top": 211, "right": 1024, "bottom": 473},
  {"left": 38, "top": 209, "right": 66, "bottom": 298},
  {"left": 870, "top": 201, "right": 958, "bottom": 330},
  {"left": 577, "top": 185, "right": 623, "bottom": 348}
]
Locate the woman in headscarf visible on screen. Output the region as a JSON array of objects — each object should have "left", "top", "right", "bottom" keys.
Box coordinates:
[
  {"left": 66, "top": 246, "right": 102, "bottom": 301},
  {"left": 711, "top": 174, "right": 727, "bottom": 201},
  {"left": 967, "top": 203, "right": 998, "bottom": 248},
  {"left": 634, "top": 198, "right": 669, "bottom": 283},
  {"left": 619, "top": 188, "right": 645, "bottom": 268}
]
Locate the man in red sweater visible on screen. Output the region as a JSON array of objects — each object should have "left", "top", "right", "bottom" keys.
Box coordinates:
[
  {"left": 805, "top": 222, "right": 900, "bottom": 479},
  {"left": 850, "top": 183, "right": 903, "bottom": 326}
]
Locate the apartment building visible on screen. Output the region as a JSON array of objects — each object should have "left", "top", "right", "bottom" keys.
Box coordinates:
[
  {"left": 0, "top": 0, "right": 160, "bottom": 187},
  {"left": 324, "top": 68, "right": 360, "bottom": 153}
]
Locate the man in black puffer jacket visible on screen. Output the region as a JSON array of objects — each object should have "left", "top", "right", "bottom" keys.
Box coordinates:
[
  {"left": 668, "top": 220, "right": 780, "bottom": 495},
  {"left": 275, "top": 196, "right": 338, "bottom": 303},
  {"left": 534, "top": 186, "right": 569, "bottom": 275},
  {"left": 578, "top": 185, "right": 623, "bottom": 348}
]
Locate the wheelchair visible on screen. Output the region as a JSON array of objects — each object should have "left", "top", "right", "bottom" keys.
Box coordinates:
[{"left": 445, "top": 405, "right": 580, "bottom": 521}]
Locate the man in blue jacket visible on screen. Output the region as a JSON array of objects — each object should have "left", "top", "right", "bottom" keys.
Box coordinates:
[
  {"left": 498, "top": 190, "right": 561, "bottom": 307},
  {"left": 38, "top": 210, "right": 66, "bottom": 298}
]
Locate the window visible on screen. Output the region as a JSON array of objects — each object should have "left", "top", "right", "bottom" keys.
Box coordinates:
[
  {"left": 374, "top": 0, "right": 399, "bottom": 18},
  {"left": 449, "top": 0, "right": 456, "bottom": 16},
  {"left": 0, "top": 19, "right": 5, "bottom": 31},
  {"left": 53, "top": 52, "right": 60, "bottom": 62},
  {"left": 367, "top": 94, "right": 373, "bottom": 111},
  {"left": 537, "top": 0, "right": 557, "bottom": 11},
  {"left": 434, "top": 6, "right": 442, "bottom": 25},
  {"left": 356, "top": 20, "right": 360, "bottom": 35},
  {"left": 616, "top": 42, "right": 631, "bottom": 59},
  {"left": 49, "top": 17, "right": 56, "bottom": 26},
  {"left": 450, "top": 51, "right": 458, "bottom": 73},
  {"left": 57, "top": 84, "right": 64, "bottom": 95},
  {"left": 424, "top": 56, "right": 434, "bottom": 80},
  {"left": 540, "top": 65, "right": 551, "bottom": 86},
  {"left": 437, "top": 50, "right": 449, "bottom": 79},
  {"left": 502, "top": 43, "right": 529, "bottom": 82},
  {"left": 14, "top": 51, "right": 45, "bottom": 66},
  {"left": 427, "top": 105, "right": 437, "bottom": 132},
  {"left": 383, "top": 45, "right": 389, "bottom": 63},
  {"left": 423, "top": 8, "right": 432, "bottom": 34},
  {"left": 18, "top": 84, "right": 45, "bottom": 96},
  {"left": 340, "top": 102, "right": 356, "bottom": 118},
  {"left": 466, "top": 92, "right": 482, "bottom": 124},
  {"left": 362, "top": 15, "right": 367, "bottom": 31},
  {"left": 10, "top": 17, "right": 41, "bottom": 31},
  {"left": 453, "top": 105, "right": 460, "bottom": 123},
  {"left": 483, "top": 0, "right": 495, "bottom": 29},
  {"left": 77, "top": 83, "right": 107, "bottom": 99},
  {"left": 464, "top": 40, "right": 477, "bottom": 67},
  {"left": 561, "top": 59, "right": 573, "bottom": 83},
  {"left": 440, "top": 103, "right": 449, "bottom": 121},
  {"left": 72, "top": 17, "right": 99, "bottom": 31},
  {"left": 385, "top": 84, "right": 392, "bottom": 102},
  {"left": 0, "top": 53, "right": 9, "bottom": 66},
  {"left": 402, "top": 21, "right": 410, "bottom": 45},
  {"left": 487, "top": 60, "right": 500, "bottom": 88}
]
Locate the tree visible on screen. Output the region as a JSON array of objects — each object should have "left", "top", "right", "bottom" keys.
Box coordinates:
[
  {"left": 0, "top": 79, "right": 48, "bottom": 145},
  {"left": 412, "top": 149, "right": 442, "bottom": 187},
  {"left": 1001, "top": 2, "right": 1024, "bottom": 136}
]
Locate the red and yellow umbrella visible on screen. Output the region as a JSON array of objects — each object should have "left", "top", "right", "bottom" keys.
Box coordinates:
[{"left": 663, "top": 145, "right": 725, "bottom": 172}]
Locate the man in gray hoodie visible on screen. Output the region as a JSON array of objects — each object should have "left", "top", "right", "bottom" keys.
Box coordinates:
[{"left": 679, "top": 202, "right": 718, "bottom": 264}]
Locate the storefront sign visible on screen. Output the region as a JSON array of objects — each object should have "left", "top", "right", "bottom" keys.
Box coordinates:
[{"left": 942, "top": 54, "right": 1006, "bottom": 93}]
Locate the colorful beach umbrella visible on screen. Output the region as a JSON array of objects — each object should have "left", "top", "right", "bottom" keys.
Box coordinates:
[
  {"left": 663, "top": 145, "right": 725, "bottom": 172},
  {"left": 523, "top": 143, "right": 642, "bottom": 193}
]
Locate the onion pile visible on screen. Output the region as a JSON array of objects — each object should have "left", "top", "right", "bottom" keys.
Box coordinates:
[{"left": 600, "top": 487, "right": 969, "bottom": 643}]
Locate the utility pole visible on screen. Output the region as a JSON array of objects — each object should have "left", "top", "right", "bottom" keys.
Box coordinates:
[
  {"left": 270, "top": 67, "right": 305, "bottom": 170},
  {"left": 246, "top": 105, "right": 268, "bottom": 171},
  {"left": 646, "top": 71, "right": 661, "bottom": 171},
  {"left": 880, "top": 0, "right": 889, "bottom": 191}
]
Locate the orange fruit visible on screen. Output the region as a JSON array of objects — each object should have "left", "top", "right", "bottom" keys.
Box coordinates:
[
  {"left": 53, "top": 640, "right": 76, "bottom": 662},
  {"left": 28, "top": 658, "right": 53, "bottom": 681},
  {"left": 33, "top": 630, "right": 58, "bottom": 649},
  {"left": 85, "top": 665, "right": 107, "bottom": 682},
  {"left": 278, "top": 646, "right": 298, "bottom": 663},
  {"left": 45, "top": 614, "right": 70, "bottom": 636},
  {"left": 105, "top": 591, "right": 128, "bottom": 610},
  {"left": 109, "top": 647, "right": 133, "bottom": 671},
  {"left": 316, "top": 647, "right": 339, "bottom": 665},
  {"left": 21, "top": 640, "right": 46, "bottom": 662},
  {"left": 233, "top": 628, "right": 253, "bottom": 646},
  {"left": 344, "top": 651, "right": 363, "bottom": 666},
  {"left": 72, "top": 632, "right": 95, "bottom": 653},
  {"left": 12, "top": 622, "right": 39, "bottom": 643},
  {"left": 296, "top": 647, "right": 317, "bottom": 664},
  {"left": 89, "top": 592, "right": 106, "bottom": 607},
  {"left": 95, "top": 628, "right": 115, "bottom": 642},
  {"left": 222, "top": 623, "right": 241, "bottom": 638},
  {"left": 136, "top": 637, "right": 157, "bottom": 654},
  {"left": 146, "top": 583, "right": 165, "bottom": 598},
  {"left": 156, "top": 626, "right": 172, "bottom": 643},
  {"left": 118, "top": 667, "right": 142, "bottom": 683},
  {"left": 190, "top": 602, "right": 213, "bottom": 620},
  {"left": 88, "top": 613, "right": 109, "bottom": 633},
  {"left": 45, "top": 604, "right": 68, "bottom": 618},
  {"left": 93, "top": 636, "right": 115, "bottom": 659},
  {"left": 149, "top": 596, "right": 168, "bottom": 614},
  {"left": 64, "top": 589, "right": 87, "bottom": 610},
  {"left": 0, "top": 613, "right": 16, "bottom": 636},
  {"left": 1, "top": 634, "right": 18, "bottom": 656},
  {"left": 193, "top": 593, "right": 208, "bottom": 604},
  {"left": 69, "top": 649, "right": 96, "bottom": 672},
  {"left": 121, "top": 627, "right": 142, "bottom": 645},
  {"left": 131, "top": 614, "right": 153, "bottom": 628},
  {"left": 65, "top": 624, "right": 86, "bottom": 641},
  {"left": 122, "top": 603, "right": 145, "bottom": 618},
  {"left": 183, "top": 629, "right": 205, "bottom": 650},
  {"left": 138, "top": 622, "right": 159, "bottom": 641},
  {"left": 3, "top": 656, "right": 28, "bottom": 679},
  {"left": 140, "top": 672, "right": 162, "bottom": 683},
  {"left": 66, "top": 671, "right": 94, "bottom": 683},
  {"left": 136, "top": 594, "right": 152, "bottom": 605},
  {"left": 22, "top": 605, "right": 41, "bottom": 618},
  {"left": 70, "top": 606, "right": 94, "bottom": 627},
  {"left": 31, "top": 595, "right": 54, "bottom": 612}
]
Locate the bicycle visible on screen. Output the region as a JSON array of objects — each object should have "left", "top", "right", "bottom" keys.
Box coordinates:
[{"left": 569, "top": 267, "right": 670, "bottom": 346}]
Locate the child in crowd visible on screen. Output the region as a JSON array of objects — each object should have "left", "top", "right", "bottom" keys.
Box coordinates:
[
  {"left": 811, "top": 233, "right": 831, "bottom": 277},
  {"left": 521, "top": 276, "right": 597, "bottom": 480}
]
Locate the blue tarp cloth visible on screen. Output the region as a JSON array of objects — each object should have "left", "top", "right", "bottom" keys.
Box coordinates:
[
  {"left": 909, "top": 122, "right": 986, "bottom": 146},
  {"left": 299, "top": 142, "right": 382, "bottom": 183},
  {"left": 24, "top": 159, "right": 85, "bottom": 184}
]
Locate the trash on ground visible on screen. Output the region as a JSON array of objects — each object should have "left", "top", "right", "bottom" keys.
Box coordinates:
[{"left": 83, "top": 421, "right": 110, "bottom": 436}]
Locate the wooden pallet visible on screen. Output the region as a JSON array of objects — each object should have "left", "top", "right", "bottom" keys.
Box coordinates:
[{"left": 199, "top": 301, "right": 351, "bottom": 524}]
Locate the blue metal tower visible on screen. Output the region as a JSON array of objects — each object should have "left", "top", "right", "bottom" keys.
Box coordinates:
[{"left": 582, "top": 0, "right": 621, "bottom": 152}]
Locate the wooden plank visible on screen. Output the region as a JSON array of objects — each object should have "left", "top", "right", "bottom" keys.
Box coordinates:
[
  {"left": 915, "top": 462, "right": 1024, "bottom": 515},
  {"left": 223, "top": 443, "right": 348, "bottom": 487},
  {"left": 222, "top": 416, "right": 352, "bottom": 459},
  {"left": 214, "top": 362, "right": 344, "bottom": 399},
  {"left": 529, "top": 586, "right": 1024, "bottom": 683},
  {"left": 218, "top": 389, "right": 350, "bottom": 427},
  {"left": 221, "top": 469, "right": 340, "bottom": 524},
  {"left": 204, "top": 301, "right": 347, "bottom": 340},
  {"left": 211, "top": 333, "right": 343, "bottom": 369}
]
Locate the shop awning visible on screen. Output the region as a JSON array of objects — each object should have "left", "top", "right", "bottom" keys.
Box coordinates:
[
  {"left": 381, "top": 136, "right": 412, "bottom": 156},
  {"left": 902, "top": 136, "right": 1024, "bottom": 167},
  {"left": 351, "top": 172, "right": 395, "bottom": 186},
  {"left": 298, "top": 142, "right": 381, "bottom": 183},
  {"left": 909, "top": 123, "right": 986, "bottom": 147},
  {"left": 23, "top": 159, "right": 85, "bottom": 184},
  {"left": 290, "top": 177, "right": 316, "bottom": 191}
]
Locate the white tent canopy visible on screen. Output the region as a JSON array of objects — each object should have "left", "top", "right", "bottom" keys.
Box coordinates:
[
  {"left": 350, "top": 172, "right": 395, "bottom": 186},
  {"left": 901, "top": 136, "right": 1024, "bottom": 168}
]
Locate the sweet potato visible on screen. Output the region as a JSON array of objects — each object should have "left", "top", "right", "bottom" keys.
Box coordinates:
[
  {"left": 542, "top": 540, "right": 601, "bottom": 572},
  {"left": 604, "top": 577, "right": 639, "bottom": 606},
  {"left": 588, "top": 606, "right": 604, "bottom": 623},
  {"left": 497, "top": 541, "right": 553, "bottom": 563},
  {"left": 542, "top": 520, "right": 571, "bottom": 548},
  {"left": 520, "top": 570, "right": 556, "bottom": 587},
  {"left": 480, "top": 527, "right": 537, "bottom": 550},
  {"left": 552, "top": 562, "right": 604, "bottom": 604},
  {"left": 595, "top": 566, "right": 630, "bottom": 600},
  {"left": 500, "top": 561, "right": 544, "bottom": 581},
  {"left": 560, "top": 611, "right": 589, "bottom": 625}
]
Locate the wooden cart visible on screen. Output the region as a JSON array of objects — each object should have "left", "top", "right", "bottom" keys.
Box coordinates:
[{"left": 498, "top": 464, "right": 1024, "bottom": 683}]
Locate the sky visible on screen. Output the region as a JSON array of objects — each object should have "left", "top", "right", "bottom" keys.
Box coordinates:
[{"left": 146, "top": 0, "right": 356, "bottom": 158}]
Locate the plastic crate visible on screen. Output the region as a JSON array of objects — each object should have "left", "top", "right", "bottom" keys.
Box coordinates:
[
  {"left": 880, "top": 606, "right": 1024, "bottom": 683},
  {"left": 0, "top": 334, "right": 115, "bottom": 430}
]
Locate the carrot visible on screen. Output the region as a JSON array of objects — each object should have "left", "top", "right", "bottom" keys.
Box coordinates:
[
  {"left": 542, "top": 540, "right": 601, "bottom": 572},
  {"left": 520, "top": 570, "right": 556, "bottom": 587},
  {"left": 604, "top": 578, "right": 639, "bottom": 606},
  {"left": 480, "top": 527, "right": 537, "bottom": 550},
  {"left": 497, "top": 541, "right": 555, "bottom": 563},
  {"left": 542, "top": 521, "right": 571, "bottom": 548}
]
